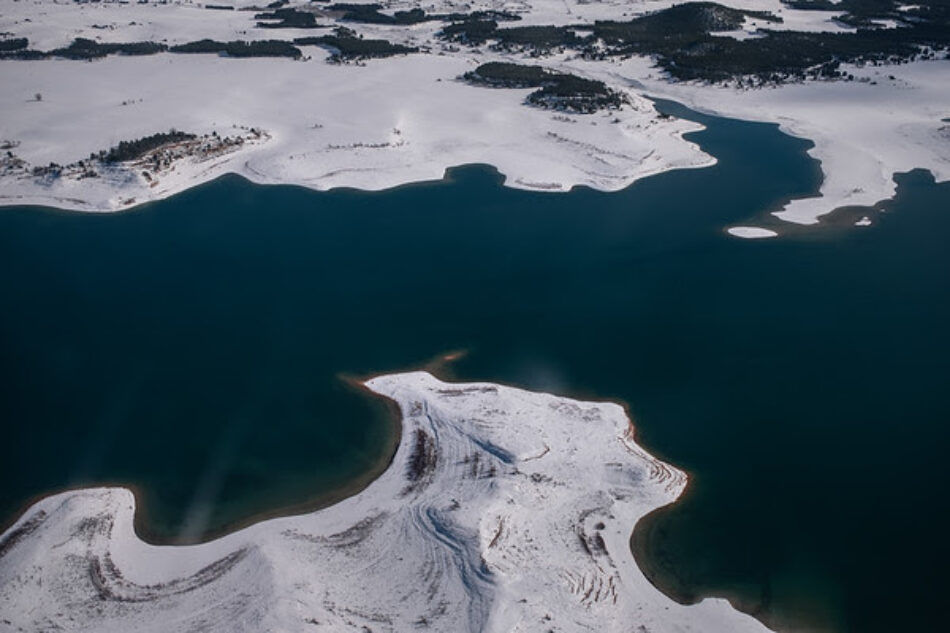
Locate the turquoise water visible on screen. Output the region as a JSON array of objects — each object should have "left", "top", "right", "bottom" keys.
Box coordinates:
[{"left": 1, "top": 102, "right": 948, "bottom": 631}]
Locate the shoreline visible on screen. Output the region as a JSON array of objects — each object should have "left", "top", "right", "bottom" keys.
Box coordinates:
[
  {"left": 0, "top": 51, "right": 712, "bottom": 214},
  {"left": 0, "top": 370, "right": 773, "bottom": 632},
  {"left": 625, "top": 58, "right": 950, "bottom": 230},
  {"left": 0, "top": 154, "right": 919, "bottom": 244},
  {"left": 2, "top": 85, "right": 942, "bottom": 241},
  {"left": 0, "top": 124, "right": 714, "bottom": 213},
  {"left": 630, "top": 480, "right": 784, "bottom": 630},
  {"left": 0, "top": 348, "right": 473, "bottom": 546},
  {"left": 0, "top": 373, "right": 404, "bottom": 547},
  {"left": 411, "top": 355, "right": 788, "bottom": 631},
  {"left": 1, "top": 1, "right": 947, "bottom": 232}
]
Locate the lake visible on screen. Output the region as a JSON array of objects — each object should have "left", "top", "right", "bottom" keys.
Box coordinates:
[{"left": 1, "top": 101, "right": 947, "bottom": 632}]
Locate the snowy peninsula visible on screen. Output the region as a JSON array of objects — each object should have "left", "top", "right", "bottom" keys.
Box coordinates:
[{"left": 0, "top": 372, "right": 772, "bottom": 633}]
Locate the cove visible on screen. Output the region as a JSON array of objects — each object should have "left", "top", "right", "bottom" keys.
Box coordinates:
[{"left": 1, "top": 101, "right": 948, "bottom": 632}]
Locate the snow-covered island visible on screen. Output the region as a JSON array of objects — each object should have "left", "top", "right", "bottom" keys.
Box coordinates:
[
  {"left": 0, "top": 372, "right": 772, "bottom": 633},
  {"left": 0, "top": 0, "right": 948, "bottom": 237}
]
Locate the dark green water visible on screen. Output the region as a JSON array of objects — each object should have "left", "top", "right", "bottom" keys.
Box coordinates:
[{"left": 1, "top": 102, "right": 948, "bottom": 632}]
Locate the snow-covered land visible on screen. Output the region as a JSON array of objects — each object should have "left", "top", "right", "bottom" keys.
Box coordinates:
[
  {"left": 626, "top": 58, "right": 950, "bottom": 228},
  {"left": 0, "top": 0, "right": 947, "bottom": 236},
  {"left": 0, "top": 372, "right": 772, "bottom": 633},
  {"left": 0, "top": 52, "right": 709, "bottom": 211},
  {"left": 0, "top": 0, "right": 713, "bottom": 211},
  {"left": 727, "top": 225, "right": 780, "bottom": 239}
]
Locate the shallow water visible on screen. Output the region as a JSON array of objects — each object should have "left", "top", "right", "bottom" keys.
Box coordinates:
[{"left": 1, "top": 102, "right": 948, "bottom": 631}]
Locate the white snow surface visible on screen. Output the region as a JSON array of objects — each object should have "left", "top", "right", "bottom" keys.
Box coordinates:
[
  {"left": 0, "top": 0, "right": 711, "bottom": 212},
  {"left": 0, "top": 48, "right": 709, "bottom": 210},
  {"left": 1, "top": 0, "right": 948, "bottom": 223},
  {"left": 626, "top": 58, "right": 950, "bottom": 225},
  {"left": 0, "top": 372, "right": 772, "bottom": 633},
  {"left": 727, "top": 225, "right": 779, "bottom": 238}
]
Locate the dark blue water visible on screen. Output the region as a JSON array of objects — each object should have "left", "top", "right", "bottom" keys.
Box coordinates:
[{"left": 1, "top": 102, "right": 948, "bottom": 632}]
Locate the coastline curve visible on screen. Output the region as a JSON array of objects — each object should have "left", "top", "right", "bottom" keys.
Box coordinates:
[{"left": 0, "top": 371, "right": 773, "bottom": 633}]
